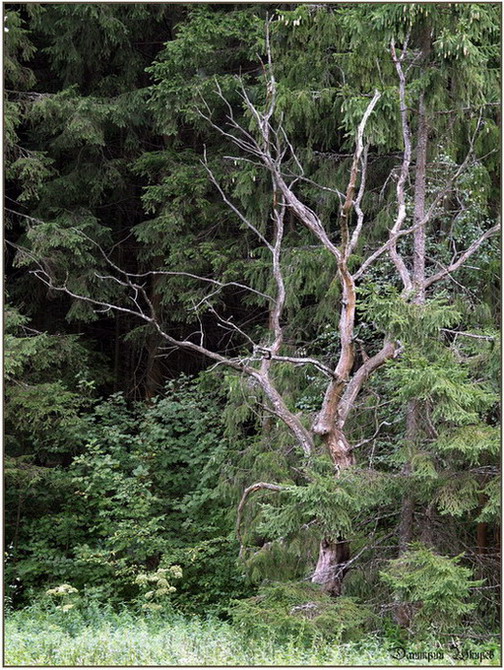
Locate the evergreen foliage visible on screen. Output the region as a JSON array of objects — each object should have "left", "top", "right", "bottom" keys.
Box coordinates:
[
  {"left": 4, "top": 2, "right": 500, "bottom": 649},
  {"left": 380, "top": 544, "right": 484, "bottom": 633},
  {"left": 230, "top": 581, "right": 373, "bottom": 644}
]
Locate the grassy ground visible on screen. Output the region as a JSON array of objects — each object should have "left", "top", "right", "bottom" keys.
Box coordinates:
[{"left": 4, "top": 608, "right": 501, "bottom": 666}]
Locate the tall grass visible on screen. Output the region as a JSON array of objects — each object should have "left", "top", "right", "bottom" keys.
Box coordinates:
[{"left": 5, "top": 607, "right": 500, "bottom": 666}]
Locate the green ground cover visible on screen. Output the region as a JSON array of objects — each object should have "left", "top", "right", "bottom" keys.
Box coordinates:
[{"left": 5, "top": 609, "right": 500, "bottom": 667}]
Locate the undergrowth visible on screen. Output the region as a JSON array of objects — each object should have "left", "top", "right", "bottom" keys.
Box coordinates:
[{"left": 4, "top": 606, "right": 500, "bottom": 666}]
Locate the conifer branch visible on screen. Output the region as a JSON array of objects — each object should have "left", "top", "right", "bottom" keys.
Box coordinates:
[
  {"left": 351, "top": 421, "right": 393, "bottom": 451},
  {"left": 201, "top": 152, "right": 273, "bottom": 250},
  {"left": 354, "top": 43, "right": 488, "bottom": 288},
  {"left": 236, "top": 482, "right": 283, "bottom": 557},
  {"left": 352, "top": 150, "right": 487, "bottom": 283},
  {"left": 6, "top": 210, "right": 274, "bottom": 305},
  {"left": 17, "top": 241, "right": 314, "bottom": 456}
]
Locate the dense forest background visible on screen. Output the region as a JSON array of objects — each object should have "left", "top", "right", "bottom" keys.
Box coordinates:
[{"left": 4, "top": 2, "right": 500, "bottom": 645}]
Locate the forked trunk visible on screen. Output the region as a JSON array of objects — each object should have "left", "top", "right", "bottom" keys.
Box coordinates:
[{"left": 325, "top": 428, "right": 356, "bottom": 470}]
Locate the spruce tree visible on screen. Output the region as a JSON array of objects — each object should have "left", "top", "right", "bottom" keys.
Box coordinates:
[{"left": 5, "top": 4, "right": 500, "bottom": 627}]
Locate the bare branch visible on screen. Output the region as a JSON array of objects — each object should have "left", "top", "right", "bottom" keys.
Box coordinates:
[
  {"left": 18, "top": 239, "right": 315, "bottom": 456},
  {"left": 283, "top": 170, "right": 345, "bottom": 200},
  {"left": 352, "top": 153, "right": 486, "bottom": 283},
  {"left": 30, "top": 267, "right": 155, "bottom": 323},
  {"left": 351, "top": 421, "right": 392, "bottom": 451},
  {"left": 120, "top": 269, "right": 272, "bottom": 303},
  {"left": 201, "top": 152, "right": 273, "bottom": 250},
  {"left": 311, "top": 91, "right": 381, "bottom": 441},
  {"left": 354, "top": 44, "right": 488, "bottom": 288},
  {"left": 260, "top": 203, "right": 286, "bottom": 379},
  {"left": 338, "top": 339, "right": 400, "bottom": 428},
  {"left": 278, "top": 127, "right": 306, "bottom": 180},
  {"left": 6, "top": 208, "right": 274, "bottom": 306},
  {"left": 277, "top": 180, "right": 342, "bottom": 260},
  {"left": 198, "top": 83, "right": 263, "bottom": 157},
  {"left": 340, "top": 89, "right": 381, "bottom": 259},
  {"left": 387, "top": 38, "right": 414, "bottom": 292},
  {"left": 269, "top": 354, "right": 335, "bottom": 378},
  {"left": 424, "top": 223, "right": 500, "bottom": 288},
  {"left": 349, "top": 145, "right": 368, "bottom": 253},
  {"left": 442, "top": 328, "right": 496, "bottom": 341}
]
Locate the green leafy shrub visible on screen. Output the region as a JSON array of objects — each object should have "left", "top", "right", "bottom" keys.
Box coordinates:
[
  {"left": 164, "top": 536, "right": 252, "bottom": 616},
  {"left": 134, "top": 565, "right": 182, "bottom": 612},
  {"left": 7, "top": 375, "right": 249, "bottom": 612},
  {"left": 45, "top": 583, "right": 79, "bottom": 613}
]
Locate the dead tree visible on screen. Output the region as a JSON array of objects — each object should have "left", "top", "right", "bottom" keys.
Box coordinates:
[{"left": 18, "top": 27, "right": 500, "bottom": 598}]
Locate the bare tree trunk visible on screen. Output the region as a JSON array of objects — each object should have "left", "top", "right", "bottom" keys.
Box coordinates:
[
  {"left": 476, "top": 523, "right": 488, "bottom": 555},
  {"left": 13, "top": 491, "right": 23, "bottom": 551},
  {"left": 144, "top": 270, "right": 164, "bottom": 400},
  {"left": 312, "top": 536, "right": 352, "bottom": 596},
  {"left": 420, "top": 502, "right": 435, "bottom": 547},
  {"left": 311, "top": 427, "right": 355, "bottom": 596},
  {"left": 398, "top": 85, "right": 429, "bottom": 556},
  {"left": 412, "top": 92, "right": 428, "bottom": 302},
  {"left": 144, "top": 332, "right": 164, "bottom": 400},
  {"left": 477, "top": 491, "right": 488, "bottom": 556},
  {"left": 310, "top": 180, "right": 358, "bottom": 596},
  {"left": 311, "top": 344, "right": 399, "bottom": 595}
]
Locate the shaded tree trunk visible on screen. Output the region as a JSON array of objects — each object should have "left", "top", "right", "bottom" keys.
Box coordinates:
[
  {"left": 477, "top": 491, "right": 488, "bottom": 556},
  {"left": 398, "top": 461, "right": 414, "bottom": 553},
  {"left": 398, "top": 83, "right": 429, "bottom": 557},
  {"left": 312, "top": 428, "right": 355, "bottom": 596},
  {"left": 144, "top": 271, "right": 164, "bottom": 400},
  {"left": 113, "top": 312, "right": 121, "bottom": 392},
  {"left": 312, "top": 537, "right": 352, "bottom": 597},
  {"left": 476, "top": 521, "right": 488, "bottom": 556}
]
